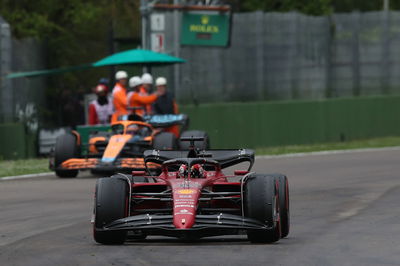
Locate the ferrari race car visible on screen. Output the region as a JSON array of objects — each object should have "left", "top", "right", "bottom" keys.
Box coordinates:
[
  {"left": 92, "top": 137, "right": 290, "bottom": 244},
  {"left": 50, "top": 114, "right": 209, "bottom": 178}
]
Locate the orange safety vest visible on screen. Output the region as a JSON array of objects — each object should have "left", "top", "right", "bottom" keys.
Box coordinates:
[
  {"left": 111, "top": 82, "right": 128, "bottom": 123},
  {"left": 127, "top": 91, "right": 158, "bottom": 116},
  {"left": 138, "top": 86, "right": 154, "bottom": 114}
]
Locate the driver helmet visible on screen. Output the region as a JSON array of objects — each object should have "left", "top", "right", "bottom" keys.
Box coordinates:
[
  {"left": 178, "top": 164, "right": 188, "bottom": 178},
  {"left": 95, "top": 84, "right": 107, "bottom": 95},
  {"left": 190, "top": 164, "right": 204, "bottom": 178},
  {"left": 126, "top": 124, "right": 140, "bottom": 135}
]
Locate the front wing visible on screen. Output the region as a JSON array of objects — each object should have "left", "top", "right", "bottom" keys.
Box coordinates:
[
  {"left": 57, "top": 157, "right": 159, "bottom": 172},
  {"left": 95, "top": 213, "right": 272, "bottom": 238}
]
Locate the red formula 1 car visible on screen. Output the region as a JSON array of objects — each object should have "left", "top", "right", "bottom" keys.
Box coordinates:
[{"left": 92, "top": 138, "right": 290, "bottom": 244}]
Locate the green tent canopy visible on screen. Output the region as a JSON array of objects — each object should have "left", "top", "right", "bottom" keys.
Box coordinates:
[
  {"left": 6, "top": 64, "right": 93, "bottom": 79},
  {"left": 93, "top": 49, "right": 185, "bottom": 67},
  {"left": 6, "top": 49, "right": 185, "bottom": 79}
]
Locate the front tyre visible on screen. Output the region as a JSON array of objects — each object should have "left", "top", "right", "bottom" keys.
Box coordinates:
[
  {"left": 244, "top": 174, "right": 281, "bottom": 243},
  {"left": 54, "top": 134, "right": 79, "bottom": 178},
  {"left": 274, "top": 174, "right": 290, "bottom": 238},
  {"left": 93, "top": 177, "right": 128, "bottom": 244}
]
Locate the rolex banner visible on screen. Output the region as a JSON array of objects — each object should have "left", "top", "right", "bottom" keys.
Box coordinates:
[{"left": 180, "top": 13, "right": 231, "bottom": 47}]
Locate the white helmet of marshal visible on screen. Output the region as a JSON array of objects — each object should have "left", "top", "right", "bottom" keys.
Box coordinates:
[
  {"left": 141, "top": 73, "right": 153, "bottom": 84},
  {"left": 155, "top": 77, "right": 167, "bottom": 86},
  {"left": 115, "top": 70, "right": 128, "bottom": 80},
  {"left": 129, "top": 76, "right": 142, "bottom": 88}
]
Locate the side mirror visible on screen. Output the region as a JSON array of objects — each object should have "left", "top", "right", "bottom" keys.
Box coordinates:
[{"left": 234, "top": 170, "right": 249, "bottom": 176}]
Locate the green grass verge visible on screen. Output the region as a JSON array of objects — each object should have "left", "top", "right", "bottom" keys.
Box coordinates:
[
  {"left": 1, "top": 136, "right": 400, "bottom": 178},
  {"left": 256, "top": 136, "right": 400, "bottom": 155},
  {"left": 0, "top": 158, "right": 50, "bottom": 178}
]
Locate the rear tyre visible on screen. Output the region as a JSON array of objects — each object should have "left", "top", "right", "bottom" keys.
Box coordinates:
[
  {"left": 179, "top": 130, "right": 210, "bottom": 150},
  {"left": 244, "top": 174, "right": 281, "bottom": 243},
  {"left": 54, "top": 134, "right": 79, "bottom": 178},
  {"left": 153, "top": 132, "right": 178, "bottom": 150},
  {"left": 93, "top": 177, "right": 128, "bottom": 244},
  {"left": 274, "top": 174, "right": 290, "bottom": 238}
]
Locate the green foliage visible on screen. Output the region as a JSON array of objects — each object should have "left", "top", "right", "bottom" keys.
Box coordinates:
[
  {"left": 237, "top": 0, "right": 400, "bottom": 14},
  {"left": 0, "top": 0, "right": 141, "bottom": 126},
  {"left": 239, "top": 0, "right": 332, "bottom": 15},
  {"left": 331, "top": 0, "right": 383, "bottom": 12},
  {"left": 0, "top": 0, "right": 140, "bottom": 81},
  {"left": 0, "top": 158, "right": 49, "bottom": 177},
  {"left": 3, "top": 10, "right": 59, "bottom": 38},
  {"left": 256, "top": 136, "right": 400, "bottom": 155}
]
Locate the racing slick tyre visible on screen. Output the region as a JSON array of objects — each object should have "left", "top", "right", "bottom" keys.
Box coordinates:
[
  {"left": 54, "top": 134, "right": 79, "bottom": 178},
  {"left": 179, "top": 130, "right": 210, "bottom": 150},
  {"left": 274, "top": 174, "right": 290, "bottom": 238},
  {"left": 153, "top": 132, "right": 178, "bottom": 150},
  {"left": 131, "top": 176, "right": 149, "bottom": 183},
  {"left": 244, "top": 174, "right": 281, "bottom": 243},
  {"left": 93, "top": 177, "right": 128, "bottom": 245},
  {"left": 111, "top": 174, "right": 149, "bottom": 184}
]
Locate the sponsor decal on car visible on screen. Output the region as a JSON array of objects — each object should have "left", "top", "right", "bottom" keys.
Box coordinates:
[
  {"left": 175, "top": 204, "right": 195, "bottom": 208},
  {"left": 177, "top": 189, "right": 196, "bottom": 194},
  {"left": 178, "top": 182, "right": 202, "bottom": 188},
  {"left": 175, "top": 198, "right": 195, "bottom": 202},
  {"left": 174, "top": 209, "right": 194, "bottom": 215}
]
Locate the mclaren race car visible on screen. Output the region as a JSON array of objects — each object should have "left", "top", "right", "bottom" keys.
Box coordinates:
[
  {"left": 50, "top": 114, "right": 209, "bottom": 178},
  {"left": 92, "top": 137, "right": 290, "bottom": 244}
]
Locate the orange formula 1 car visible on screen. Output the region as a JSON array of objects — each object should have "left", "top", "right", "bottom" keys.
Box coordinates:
[{"left": 49, "top": 114, "right": 209, "bottom": 178}]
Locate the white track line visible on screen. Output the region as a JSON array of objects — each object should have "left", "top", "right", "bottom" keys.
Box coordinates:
[{"left": 0, "top": 172, "right": 53, "bottom": 181}]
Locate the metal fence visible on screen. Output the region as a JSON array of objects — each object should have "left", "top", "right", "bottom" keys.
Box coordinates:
[
  {"left": 2, "top": 11, "right": 400, "bottom": 117},
  {"left": 155, "top": 10, "right": 400, "bottom": 103},
  {"left": 0, "top": 16, "right": 46, "bottom": 126}
]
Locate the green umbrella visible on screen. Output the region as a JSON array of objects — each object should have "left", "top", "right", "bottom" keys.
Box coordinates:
[
  {"left": 6, "top": 64, "right": 92, "bottom": 79},
  {"left": 6, "top": 49, "right": 185, "bottom": 79},
  {"left": 93, "top": 49, "right": 185, "bottom": 67}
]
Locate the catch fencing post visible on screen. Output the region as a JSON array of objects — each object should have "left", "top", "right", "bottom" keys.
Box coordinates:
[
  {"left": 255, "top": 11, "right": 265, "bottom": 100},
  {"left": 0, "top": 17, "right": 12, "bottom": 122},
  {"left": 351, "top": 11, "right": 361, "bottom": 96},
  {"left": 140, "top": 0, "right": 150, "bottom": 73},
  {"left": 381, "top": 10, "right": 391, "bottom": 94},
  {"left": 172, "top": 0, "right": 181, "bottom": 98}
]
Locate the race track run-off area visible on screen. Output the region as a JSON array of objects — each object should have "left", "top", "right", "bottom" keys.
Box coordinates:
[{"left": 1, "top": 149, "right": 400, "bottom": 266}]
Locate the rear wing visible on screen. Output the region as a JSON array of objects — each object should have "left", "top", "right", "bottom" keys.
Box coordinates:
[
  {"left": 120, "top": 113, "right": 188, "bottom": 127},
  {"left": 143, "top": 114, "right": 189, "bottom": 128},
  {"left": 144, "top": 149, "right": 255, "bottom": 170}
]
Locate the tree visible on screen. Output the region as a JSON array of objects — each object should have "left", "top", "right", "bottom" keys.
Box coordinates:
[
  {"left": 227, "top": 0, "right": 400, "bottom": 14},
  {"left": 225, "top": 0, "right": 332, "bottom": 15},
  {"left": 0, "top": 0, "right": 141, "bottom": 126}
]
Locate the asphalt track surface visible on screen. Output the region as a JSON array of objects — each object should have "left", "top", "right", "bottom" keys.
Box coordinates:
[{"left": 1, "top": 149, "right": 400, "bottom": 266}]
